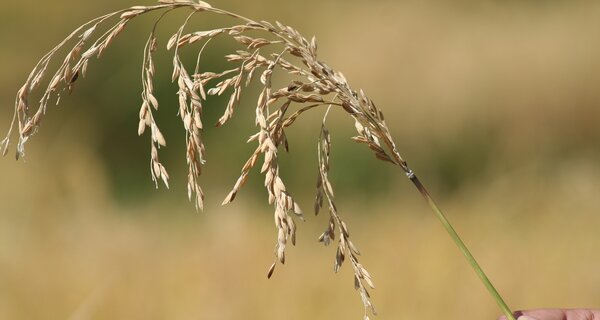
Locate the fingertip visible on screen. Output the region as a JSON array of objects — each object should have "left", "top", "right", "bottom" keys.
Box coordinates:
[
  {"left": 497, "top": 311, "right": 525, "bottom": 320},
  {"left": 517, "top": 316, "right": 539, "bottom": 320}
]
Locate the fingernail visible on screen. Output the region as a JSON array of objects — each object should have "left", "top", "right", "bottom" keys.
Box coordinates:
[{"left": 517, "top": 316, "right": 539, "bottom": 320}]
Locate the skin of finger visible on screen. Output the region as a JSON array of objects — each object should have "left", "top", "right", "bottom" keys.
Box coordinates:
[{"left": 498, "top": 309, "right": 600, "bottom": 320}]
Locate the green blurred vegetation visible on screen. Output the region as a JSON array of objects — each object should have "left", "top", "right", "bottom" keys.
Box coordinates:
[{"left": 1, "top": 1, "right": 600, "bottom": 319}]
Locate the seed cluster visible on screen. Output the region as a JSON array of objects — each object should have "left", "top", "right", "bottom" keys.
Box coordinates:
[{"left": 2, "top": 2, "right": 408, "bottom": 319}]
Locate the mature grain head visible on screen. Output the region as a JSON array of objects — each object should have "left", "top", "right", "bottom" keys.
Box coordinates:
[{"left": 2, "top": 1, "right": 408, "bottom": 318}]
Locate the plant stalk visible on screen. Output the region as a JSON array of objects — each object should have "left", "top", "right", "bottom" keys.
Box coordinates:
[{"left": 405, "top": 169, "right": 516, "bottom": 320}]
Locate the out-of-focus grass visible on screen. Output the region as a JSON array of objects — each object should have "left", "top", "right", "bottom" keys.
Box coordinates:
[
  {"left": 2, "top": 1, "right": 600, "bottom": 319},
  {"left": 1, "top": 154, "right": 599, "bottom": 319}
]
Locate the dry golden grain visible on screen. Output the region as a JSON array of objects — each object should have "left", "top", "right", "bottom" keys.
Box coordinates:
[{"left": 2, "top": 2, "right": 412, "bottom": 318}]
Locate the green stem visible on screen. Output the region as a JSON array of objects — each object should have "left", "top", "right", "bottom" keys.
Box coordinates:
[{"left": 406, "top": 170, "right": 516, "bottom": 320}]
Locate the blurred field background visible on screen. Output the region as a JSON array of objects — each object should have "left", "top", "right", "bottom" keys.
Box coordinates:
[{"left": 2, "top": 0, "right": 600, "bottom": 319}]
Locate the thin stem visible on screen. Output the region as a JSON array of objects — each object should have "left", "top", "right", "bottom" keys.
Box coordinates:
[{"left": 405, "top": 169, "right": 516, "bottom": 320}]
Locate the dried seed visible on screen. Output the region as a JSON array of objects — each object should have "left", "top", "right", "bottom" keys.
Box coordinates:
[
  {"left": 168, "top": 33, "right": 180, "bottom": 51},
  {"left": 195, "top": 1, "right": 212, "bottom": 9},
  {"left": 148, "top": 94, "right": 159, "bottom": 110},
  {"left": 160, "top": 165, "right": 170, "bottom": 188},
  {"left": 120, "top": 9, "right": 144, "bottom": 19},
  {"left": 267, "top": 262, "right": 276, "bottom": 279},
  {"left": 154, "top": 127, "right": 166, "bottom": 147},
  {"left": 81, "top": 25, "right": 96, "bottom": 42},
  {"left": 153, "top": 161, "right": 161, "bottom": 178},
  {"left": 137, "top": 120, "right": 146, "bottom": 136},
  {"left": 221, "top": 190, "right": 236, "bottom": 206}
]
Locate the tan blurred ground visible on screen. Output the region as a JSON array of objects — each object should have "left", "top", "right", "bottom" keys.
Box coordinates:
[{"left": 1, "top": 1, "right": 600, "bottom": 319}]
